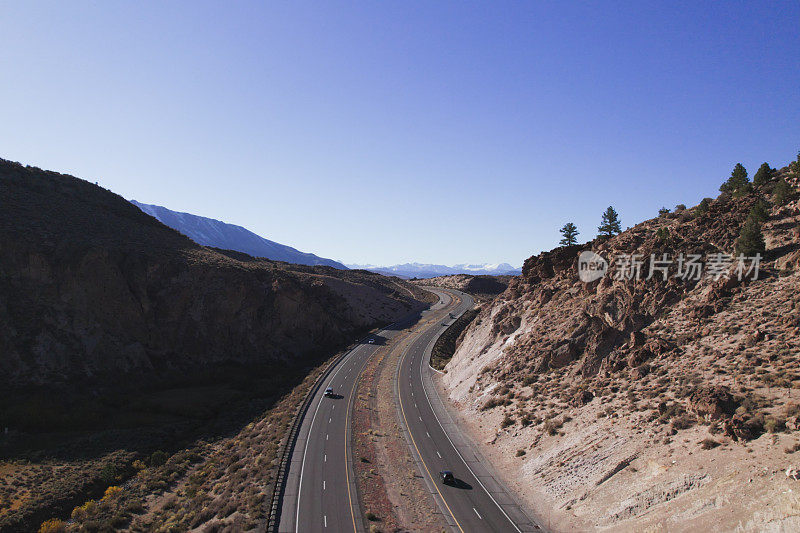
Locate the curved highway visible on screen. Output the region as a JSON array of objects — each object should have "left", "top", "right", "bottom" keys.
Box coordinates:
[
  {"left": 277, "top": 290, "right": 539, "bottom": 532},
  {"left": 277, "top": 301, "right": 442, "bottom": 533},
  {"left": 397, "top": 288, "right": 541, "bottom": 532}
]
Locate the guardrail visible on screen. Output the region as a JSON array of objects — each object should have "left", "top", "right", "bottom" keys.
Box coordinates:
[{"left": 265, "top": 344, "right": 357, "bottom": 532}]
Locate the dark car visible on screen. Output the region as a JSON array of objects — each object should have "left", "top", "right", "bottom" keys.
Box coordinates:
[
  {"left": 324, "top": 387, "right": 334, "bottom": 397},
  {"left": 439, "top": 470, "right": 455, "bottom": 484}
]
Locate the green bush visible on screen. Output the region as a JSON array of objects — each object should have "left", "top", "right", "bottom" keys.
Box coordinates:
[{"left": 148, "top": 450, "right": 168, "bottom": 467}]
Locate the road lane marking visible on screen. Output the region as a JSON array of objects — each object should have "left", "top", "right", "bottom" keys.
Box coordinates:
[
  {"left": 295, "top": 344, "right": 359, "bottom": 533},
  {"left": 473, "top": 508, "right": 482, "bottom": 519},
  {"left": 324, "top": 515, "right": 327, "bottom": 528},
  {"left": 323, "top": 480, "right": 326, "bottom": 490},
  {"left": 329, "top": 418, "right": 332, "bottom": 423},
  {"left": 324, "top": 454, "right": 327, "bottom": 462},
  {"left": 398, "top": 332, "right": 465, "bottom": 533},
  {"left": 326, "top": 434, "right": 329, "bottom": 440},
  {"left": 426, "top": 431, "right": 431, "bottom": 438},
  {"left": 437, "top": 451, "right": 442, "bottom": 458},
  {"left": 415, "top": 291, "right": 524, "bottom": 533}
]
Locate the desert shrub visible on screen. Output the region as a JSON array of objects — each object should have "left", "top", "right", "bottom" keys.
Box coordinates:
[
  {"left": 656, "top": 227, "right": 670, "bottom": 242},
  {"left": 543, "top": 418, "right": 559, "bottom": 436},
  {"left": 149, "top": 450, "right": 168, "bottom": 467},
  {"left": 697, "top": 197, "right": 712, "bottom": 215},
  {"left": 700, "top": 438, "right": 720, "bottom": 450},
  {"left": 71, "top": 500, "right": 98, "bottom": 521},
  {"left": 675, "top": 204, "right": 687, "bottom": 211},
  {"left": 38, "top": 519, "right": 66, "bottom": 533},
  {"left": 671, "top": 413, "right": 695, "bottom": 430},
  {"left": 501, "top": 414, "right": 515, "bottom": 428},
  {"left": 100, "top": 464, "right": 118, "bottom": 484},
  {"left": 658, "top": 207, "right": 670, "bottom": 217},
  {"left": 481, "top": 397, "right": 502, "bottom": 411},
  {"left": 366, "top": 512, "right": 379, "bottom": 521},
  {"left": 102, "top": 486, "right": 123, "bottom": 500},
  {"left": 765, "top": 416, "right": 786, "bottom": 433},
  {"left": 516, "top": 449, "right": 526, "bottom": 457}
]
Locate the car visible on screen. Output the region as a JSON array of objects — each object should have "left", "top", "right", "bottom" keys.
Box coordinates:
[
  {"left": 439, "top": 470, "right": 455, "bottom": 485},
  {"left": 367, "top": 338, "right": 375, "bottom": 344},
  {"left": 324, "top": 387, "right": 334, "bottom": 397}
]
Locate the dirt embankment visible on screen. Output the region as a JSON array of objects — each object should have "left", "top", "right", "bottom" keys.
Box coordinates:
[{"left": 440, "top": 161, "right": 800, "bottom": 530}]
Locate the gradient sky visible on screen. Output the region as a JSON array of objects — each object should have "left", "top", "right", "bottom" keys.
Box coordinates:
[{"left": 1, "top": 2, "right": 798, "bottom": 266}]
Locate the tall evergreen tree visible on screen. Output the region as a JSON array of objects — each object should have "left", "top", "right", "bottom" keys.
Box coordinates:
[
  {"left": 749, "top": 199, "right": 769, "bottom": 223},
  {"left": 774, "top": 177, "right": 791, "bottom": 206},
  {"left": 597, "top": 206, "right": 621, "bottom": 237},
  {"left": 720, "top": 163, "right": 749, "bottom": 193},
  {"left": 753, "top": 162, "right": 774, "bottom": 186},
  {"left": 559, "top": 222, "right": 579, "bottom": 246},
  {"left": 735, "top": 214, "right": 765, "bottom": 256}
]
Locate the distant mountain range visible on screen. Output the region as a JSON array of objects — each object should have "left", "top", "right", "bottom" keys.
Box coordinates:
[
  {"left": 346, "top": 262, "right": 521, "bottom": 279},
  {"left": 130, "top": 200, "right": 347, "bottom": 269}
]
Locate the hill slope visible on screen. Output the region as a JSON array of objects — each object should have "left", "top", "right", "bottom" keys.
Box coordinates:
[
  {"left": 440, "top": 160, "right": 800, "bottom": 531},
  {"left": 0, "top": 160, "right": 422, "bottom": 391},
  {"left": 130, "top": 200, "right": 346, "bottom": 269},
  {"left": 0, "top": 158, "right": 430, "bottom": 531}
]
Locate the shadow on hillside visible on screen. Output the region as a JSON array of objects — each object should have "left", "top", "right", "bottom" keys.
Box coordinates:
[{"left": 0, "top": 353, "right": 335, "bottom": 463}]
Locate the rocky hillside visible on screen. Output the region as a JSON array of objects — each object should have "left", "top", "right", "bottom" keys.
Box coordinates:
[
  {"left": 0, "top": 158, "right": 429, "bottom": 531},
  {"left": 440, "top": 158, "right": 800, "bottom": 530},
  {"left": 130, "top": 200, "right": 347, "bottom": 269},
  {"left": 413, "top": 273, "right": 512, "bottom": 301},
  {"left": 0, "top": 157, "right": 426, "bottom": 396}
]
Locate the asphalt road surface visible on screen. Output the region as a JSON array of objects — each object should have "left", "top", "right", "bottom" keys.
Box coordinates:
[
  {"left": 278, "top": 290, "right": 537, "bottom": 532},
  {"left": 398, "top": 289, "right": 540, "bottom": 532},
  {"left": 277, "top": 300, "right": 446, "bottom": 533}
]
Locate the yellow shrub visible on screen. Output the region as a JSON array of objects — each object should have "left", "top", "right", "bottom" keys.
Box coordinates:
[
  {"left": 103, "top": 485, "right": 123, "bottom": 500},
  {"left": 70, "top": 499, "right": 97, "bottom": 520},
  {"left": 38, "top": 518, "right": 66, "bottom": 533}
]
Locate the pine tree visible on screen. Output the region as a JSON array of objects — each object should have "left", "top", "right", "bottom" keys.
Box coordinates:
[
  {"left": 559, "top": 222, "right": 579, "bottom": 246},
  {"left": 774, "top": 177, "right": 791, "bottom": 206},
  {"left": 735, "top": 214, "right": 765, "bottom": 256},
  {"left": 753, "top": 162, "right": 773, "bottom": 186},
  {"left": 720, "top": 163, "right": 749, "bottom": 193},
  {"left": 597, "top": 206, "right": 621, "bottom": 237},
  {"left": 749, "top": 199, "right": 769, "bottom": 223}
]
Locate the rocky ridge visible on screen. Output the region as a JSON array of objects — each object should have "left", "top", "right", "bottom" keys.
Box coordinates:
[{"left": 440, "top": 160, "right": 800, "bottom": 530}]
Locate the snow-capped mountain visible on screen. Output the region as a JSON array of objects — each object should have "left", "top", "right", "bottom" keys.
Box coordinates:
[
  {"left": 131, "top": 201, "right": 347, "bottom": 269},
  {"left": 346, "top": 262, "right": 521, "bottom": 279}
]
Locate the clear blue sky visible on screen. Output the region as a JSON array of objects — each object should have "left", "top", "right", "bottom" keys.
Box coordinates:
[{"left": 1, "top": 2, "right": 798, "bottom": 266}]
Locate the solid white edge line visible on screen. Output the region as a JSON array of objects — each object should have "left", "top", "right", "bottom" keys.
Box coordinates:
[
  {"left": 417, "top": 291, "right": 524, "bottom": 533},
  {"left": 295, "top": 345, "right": 360, "bottom": 533}
]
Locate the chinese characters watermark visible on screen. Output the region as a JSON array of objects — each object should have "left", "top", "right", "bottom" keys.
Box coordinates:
[{"left": 579, "top": 252, "right": 761, "bottom": 282}]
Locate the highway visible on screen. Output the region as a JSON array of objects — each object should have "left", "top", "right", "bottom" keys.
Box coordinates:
[
  {"left": 276, "top": 300, "right": 443, "bottom": 533},
  {"left": 397, "top": 289, "right": 541, "bottom": 532},
  {"left": 277, "top": 290, "right": 539, "bottom": 532}
]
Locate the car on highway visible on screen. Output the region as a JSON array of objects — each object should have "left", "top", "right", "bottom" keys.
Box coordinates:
[
  {"left": 439, "top": 470, "right": 455, "bottom": 485},
  {"left": 324, "top": 387, "right": 334, "bottom": 397},
  {"left": 367, "top": 338, "right": 375, "bottom": 344}
]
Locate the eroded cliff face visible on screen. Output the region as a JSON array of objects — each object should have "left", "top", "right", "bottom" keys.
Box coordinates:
[
  {"left": 440, "top": 164, "right": 800, "bottom": 530},
  {"left": 0, "top": 159, "right": 422, "bottom": 390}
]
